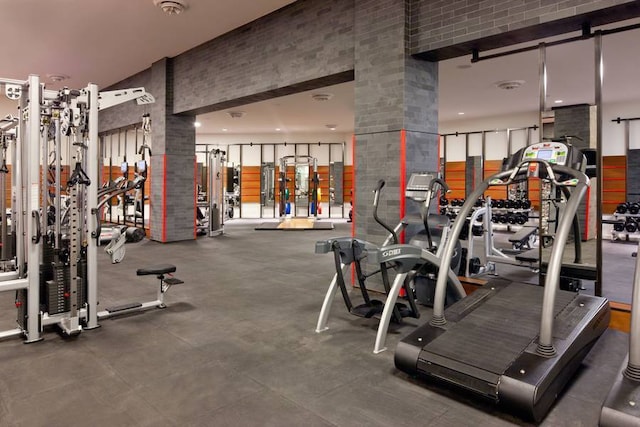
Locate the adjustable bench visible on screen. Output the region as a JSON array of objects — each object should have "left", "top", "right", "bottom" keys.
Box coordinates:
[
  {"left": 509, "top": 225, "right": 538, "bottom": 251},
  {"left": 98, "top": 264, "right": 183, "bottom": 319}
]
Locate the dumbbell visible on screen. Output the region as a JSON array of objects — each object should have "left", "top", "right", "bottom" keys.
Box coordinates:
[
  {"left": 439, "top": 207, "right": 447, "bottom": 215},
  {"left": 626, "top": 218, "right": 638, "bottom": 233},
  {"left": 472, "top": 225, "right": 483, "bottom": 236},
  {"left": 491, "top": 199, "right": 497, "bottom": 208},
  {"left": 495, "top": 199, "right": 505, "bottom": 209},
  {"left": 629, "top": 203, "right": 640, "bottom": 215},
  {"left": 474, "top": 198, "right": 484, "bottom": 207},
  {"left": 516, "top": 213, "right": 528, "bottom": 225},
  {"left": 504, "top": 199, "right": 514, "bottom": 209},
  {"left": 617, "top": 202, "right": 629, "bottom": 214},
  {"left": 440, "top": 196, "right": 448, "bottom": 206},
  {"left": 522, "top": 199, "right": 532, "bottom": 209},
  {"left": 507, "top": 212, "right": 517, "bottom": 224},
  {"left": 491, "top": 214, "right": 498, "bottom": 223},
  {"left": 614, "top": 221, "right": 626, "bottom": 232}
]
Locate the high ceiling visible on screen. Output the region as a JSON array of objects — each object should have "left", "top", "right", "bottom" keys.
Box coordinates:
[{"left": 0, "top": 2, "right": 639, "bottom": 135}]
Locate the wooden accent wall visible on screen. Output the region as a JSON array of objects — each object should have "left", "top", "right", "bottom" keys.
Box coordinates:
[
  {"left": 445, "top": 161, "right": 466, "bottom": 199},
  {"left": 240, "top": 166, "right": 261, "bottom": 203},
  {"left": 528, "top": 178, "right": 541, "bottom": 211},
  {"left": 482, "top": 160, "right": 507, "bottom": 201},
  {"left": 343, "top": 165, "right": 353, "bottom": 204},
  {"left": 603, "top": 155, "right": 626, "bottom": 214}
]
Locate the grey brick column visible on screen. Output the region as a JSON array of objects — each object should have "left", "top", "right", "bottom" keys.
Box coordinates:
[
  {"left": 149, "top": 58, "right": 196, "bottom": 242},
  {"left": 553, "top": 104, "right": 595, "bottom": 240},
  {"left": 353, "top": 0, "right": 438, "bottom": 244}
]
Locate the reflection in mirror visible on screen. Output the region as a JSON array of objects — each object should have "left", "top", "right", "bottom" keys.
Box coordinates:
[
  {"left": 261, "top": 162, "right": 275, "bottom": 218},
  {"left": 330, "top": 161, "right": 344, "bottom": 218},
  {"left": 541, "top": 39, "right": 596, "bottom": 293},
  {"left": 601, "top": 24, "right": 640, "bottom": 304},
  {"left": 295, "top": 164, "right": 310, "bottom": 217}
]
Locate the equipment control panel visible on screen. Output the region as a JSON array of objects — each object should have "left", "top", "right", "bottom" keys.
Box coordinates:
[
  {"left": 522, "top": 142, "right": 569, "bottom": 166},
  {"left": 406, "top": 173, "right": 434, "bottom": 201}
]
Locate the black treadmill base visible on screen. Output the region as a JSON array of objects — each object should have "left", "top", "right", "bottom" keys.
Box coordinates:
[
  {"left": 600, "top": 356, "right": 640, "bottom": 427},
  {"left": 395, "top": 282, "right": 610, "bottom": 423}
]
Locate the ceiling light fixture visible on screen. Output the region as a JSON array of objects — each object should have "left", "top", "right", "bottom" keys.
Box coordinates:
[
  {"left": 153, "top": 0, "right": 188, "bottom": 15},
  {"left": 275, "top": 128, "right": 281, "bottom": 131},
  {"left": 554, "top": 99, "right": 564, "bottom": 104},
  {"left": 494, "top": 80, "right": 525, "bottom": 90},
  {"left": 194, "top": 122, "right": 201, "bottom": 128},
  {"left": 227, "top": 111, "right": 245, "bottom": 119},
  {"left": 222, "top": 128, "right": 228, "bottom": 132},
  {"left": 457, "top": 112, "right": 465, "bottom": 115},
  {"left": 311, "top": 93, "right": 333, "bottom": 102}
]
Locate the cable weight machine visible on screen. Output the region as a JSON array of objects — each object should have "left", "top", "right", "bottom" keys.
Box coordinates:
[{"left": 0, "top": 75, "right": 171, "bottom": 343}]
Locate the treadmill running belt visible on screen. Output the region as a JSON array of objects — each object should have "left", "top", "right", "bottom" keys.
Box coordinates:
[{"left": 423, "top": 284, "right": 577, "bottom": 375}]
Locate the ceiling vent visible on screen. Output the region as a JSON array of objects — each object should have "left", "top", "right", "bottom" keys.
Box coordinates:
[
  {"left": 154, "top": 0, "right": 188, "bottom": 15},
  {"left": 495, "top": 80, "right": 525, "bottom": 90},
  {"left": 227, "top": 111, "right": 245, "bottom": 119},
  {"left": 311, "top": 93, "right": 333, "bottom": 102}
]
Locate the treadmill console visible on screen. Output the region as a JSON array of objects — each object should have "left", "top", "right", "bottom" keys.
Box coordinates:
[
  {"left": 522, "top": 142, "right": 569, "bottom": 166},
  {"left": 406, "top": 173, "right": 434, "bottom": 201}
]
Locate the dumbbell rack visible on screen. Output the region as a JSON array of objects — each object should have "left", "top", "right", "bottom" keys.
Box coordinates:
[
  {"left": 610, "top": 201, "right": 640, "bottom": 241},
  {"left": 440, "top": 198, "right": 533, "bottom": 240},
  {"left": 611, "top": 214, "right": 640, "bottom": 241}
]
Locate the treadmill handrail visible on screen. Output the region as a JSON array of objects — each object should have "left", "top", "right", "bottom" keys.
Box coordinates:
[
  {"left": 628, "top": 241, "right": 640, "bottom": 367},
  {"left": 430, "top": 158, "right": 589, "bottom": 355}
]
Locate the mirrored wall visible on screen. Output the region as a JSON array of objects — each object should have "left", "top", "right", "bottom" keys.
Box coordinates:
[
  {"left": 438, "top": 19, "right": 640, "bottom": 305},
  {"left": 195, "top": 142, "right": 349, "bottom": 219}
]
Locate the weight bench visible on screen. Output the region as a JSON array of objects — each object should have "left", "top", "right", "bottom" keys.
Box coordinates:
[
  {"left": 97, "top": 264, "right": 183, "bottom": 319},
  {"left": 509, "top": 225, "right": 537, "bottom": 251}
]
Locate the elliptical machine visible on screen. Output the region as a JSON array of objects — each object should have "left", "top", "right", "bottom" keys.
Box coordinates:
[{"left": 315, "top": 173, "right": 466, "bottom": 352}]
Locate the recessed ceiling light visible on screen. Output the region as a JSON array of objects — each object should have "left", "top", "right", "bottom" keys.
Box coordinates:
[
  {"left": 275, "top": 128, "right": 281, "bottom": 131},
  {"left": 193, "top": 121, "right": 201, "bottom": 128},
  {"left": 554, "top": 99, "right": 563, "bottom": 104},
  {"left": 222, "top": 128, "right": 228, "bottom": 132},
  {"left": 153, "top": 0, "right": 188, "bottom": 15},
  {"left": 458, "top": 112, "right": 465, "bottom": 115}
]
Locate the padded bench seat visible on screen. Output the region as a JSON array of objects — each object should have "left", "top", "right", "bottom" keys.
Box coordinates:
[{"left": 136, "top": 264, "right": 177, "bottom": 276}]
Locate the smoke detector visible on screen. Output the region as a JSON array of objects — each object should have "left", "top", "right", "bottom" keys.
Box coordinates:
[
  {"left": 154, "top": 0, "right": 188, "bottom": 15},
  {"left": 311, "top": 93, "right": 333, "bottom": 102},
  {"left": 227, "top": 111, "right": 246, "bottom": 119},
  {"left": 495, "top": 80, "right": 525, "bottom": 90}
]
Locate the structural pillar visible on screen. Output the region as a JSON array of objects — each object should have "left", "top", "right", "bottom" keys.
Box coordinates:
[
  {"left": 353, "top": 0, "right": 438, "bottom": 243},
  {"left": 149, "top": 58, "right": 197, "bottom": 242}
]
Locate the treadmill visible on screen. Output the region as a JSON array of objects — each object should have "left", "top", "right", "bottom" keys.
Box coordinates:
[
  {"left": 600, "top": 248, "right": 640, "bottom": 426},
  {"left": 394, "top": 142, "right": 610, "bottom": 422}
]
